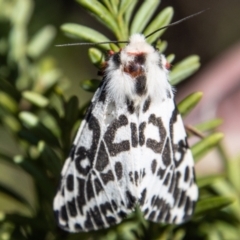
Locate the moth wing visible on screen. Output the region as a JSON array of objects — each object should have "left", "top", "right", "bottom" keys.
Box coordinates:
[
  {"left": 138, "top": 97, "right": 198, "bottom": 224},
  {"left": 53, "top": 81, "right": 138, "bottom": 232}
]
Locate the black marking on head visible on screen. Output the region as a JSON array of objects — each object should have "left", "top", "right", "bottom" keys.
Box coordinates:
[
  {"left": 75, "top": 116, "right": 101, "bottom": 175},
  {"left": 77, "top": 178, "right": 86, "bottom": 215},
  {"left": 134, "top": 54, "right": 146, "bottom": 65},
  {"left": 95, "top": 141, "right": 109, "bottom": 172},
  {"left": 115, "top": 161, "right": 123, "bottom": 180},
  {"left": 157, "top": 167, "right": 166, "bottom": 179},
  {"left": 84, "top": 212, "right": 94, "bottom": 230},
  {"left": 163, "top": 172, "right": 170, "bottom": 186},
  {"left": 151, "top": 159, "right": 157, "bottom": 174},
  {"left": 139, "top": 122, "right": 146, "bottom": 146},
  {"left": 162, "top": 138, "right": 171, "bottom": 166},
  {"left": 143, "top": 96, "right": 151, "bottom": 113},
  {"left": 100, "top": 170, "right": 114, "bottom": 185},
  {"left": 146, "top": 114, "right": 166, "bottom": 153},
  {"left": 149, "top": 211, "right": 156, "bottom": 220},
  {"left": 104, "top": 115, "right": 130, "bottom": 156},
  {"left": 66, "top": 174, "right": 74, "bottom": 191},
  {"left": 69, "top": 144, "right": 76, "bottom": 160},
  {"left": 139, "top": 188, "right": 147, "bottom": 206},
  {"left": 112, "top": 52, "right": 121, "bottom": 67},
  {"left": 60, "top": 205, "right": 68, "bottom": 221},
  {"left": 90, "top": 206, "right": 104, "bottom": 228},
  {"left": 135, "top": 75, "right": 147, "bottom": 96},
  {"left": 75, "top": 223, "right": 83, "bottom": 231},
  {"left": 68, "top": 198, "right": 77, "bottom": 217},
  {"left": 184, "top": 166, "right": 190, "bottom": 182},
  {"left": 130, "top": 122, "right": 138, "bottom": 147},
  {"left": 94, "top": 178, "right": 104, "bottom": 195},
  {"left": 126, "top": 98, "right": 135, "bottom": 114},
  {"left": 87, "top": 176, "right": 95, "bottom": 201},
  {"left": 126, "top": 190, "right": 136, "bottom": 209},
  {"left": 129, "top": 171, "right": 134, "bottom": 183},
  {"left": 134, "top": 171, "right": 139, "bottom": 185}
]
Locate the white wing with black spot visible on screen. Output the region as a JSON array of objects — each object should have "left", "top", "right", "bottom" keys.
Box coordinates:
[
  {"left": 53, "top": 80, "right": 139, "bottom": 232},
  {"left": 137, "top": 96, "right": 198, "bottom": 224}
]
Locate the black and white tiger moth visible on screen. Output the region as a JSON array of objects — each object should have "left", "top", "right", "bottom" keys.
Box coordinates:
[{"left": 53, "top": 33, "right": 198, "bottom": 232}]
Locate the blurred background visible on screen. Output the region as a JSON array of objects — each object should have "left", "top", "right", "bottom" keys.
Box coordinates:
[{"left": 0, "top": 0, "right": 240, "bottom": 239}]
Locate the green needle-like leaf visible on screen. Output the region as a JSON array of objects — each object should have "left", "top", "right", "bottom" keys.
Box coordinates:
[
  {"left": 130, "top": 0, "right": 160, "bottom": 34},
  {"left": 195, "top": 119, "right": 223, "bottom": 132},
  {"left": 61, "top": 24, "right": 111, "bottom": 50},
  {"left": 170, "top": 55, "right": 200, "bottom": 85},
  {"left": 22, "top": 91, "right": 49, "bottom": 107},
  {"left": 76, "top": 0, "right": 118, "bottom": 33},
  {"left": 191, "top": 133, "right": 224, "bottom": 162},
  {"left": 88, "top": 48, "right": 105, "bottom": 67},
  {"left": 194, "top": 196, "right": 235, "bottom": 216},
  {"left": 81, "top": 79, "right": 101, "bottom": 92},
  {"left": 178, "top": 92, "right": 203, "bottom": 117},
  {"left": 144, "top": 7, "right": 173, "bottom": 44}
]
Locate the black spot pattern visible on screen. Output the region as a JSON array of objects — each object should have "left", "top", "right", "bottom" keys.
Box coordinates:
[
  {"left": 90, "top": 206, "right": 104, "bottom": 228},
  {"left": 95, "top": 141, "right": 109, "bottom": 172},
  {"left": 139, "top": 188, "right": 147, "bottom": 205},
  {"left": 143, "top": 96, "right": 151, "bottom": 112},
  {"left": 100, "top": 170, "right": 115, "bottom": 185},
  {"left": 184, "top": 166, "right": 190, "bottom": 182},
  {"left": 115, "top": 162, "right": 123, "bottom": 180},
  {"left": 135, "top": 75, "right": 147, "bottom": 96},
  {"left": 126, "top": 98, "right": 135, "bottom": 114},
  {"left": 77, "top": 178, "right": 86, "bottom": 215},
  {"left": 94, "top": 178, "right": 103, "bottom": 195},
  {"left": 151, "top": 159, "right": 157, "bottom": 174},
  {"left": 146, "top": 114, "right": 166, "bottom": 153},
  {"left": 126, "top": 190, "right": 136, "bottom": 209},
  {"left": 112, "top": 52, "right": 121, "bottom": 67},
  {"left": 66, "top": 174, "right": 74, "bottom": 191},
  {"left": 134, "top": 171, "right": 139, "bottom": 185},
  {"left": 130, "top": 122, "right": 138, "bottom": 147},
  {"left": 68, "top": 198, "right": 77, "bottom": 217},
  {"left": 139, "top": 122, "right": 146, "bottom": 146},
  {"left": 69, "top": 144, "right": 76, "bottom": 160},
  {"left": 162, "top": 138, "right": 171, "bottom": 166},
  {"left": 75, "top": 116, "right": 100, "bottom": 175},
  {"left": 104, "top": 115, "right": 130, "bottom": 156},
  {"left": 84, "top": 212, "right": 94, "bottom": 229},
  {"left": 86, "top": 176, "right": 95, "bottom": 201},
  {"left": 134, "top": 54, "right": 146, "bottom": 65}
]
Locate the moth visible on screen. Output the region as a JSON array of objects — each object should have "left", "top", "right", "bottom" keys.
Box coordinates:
[{"left": 53, "top": 33, "right": 198, "bottom": 232}]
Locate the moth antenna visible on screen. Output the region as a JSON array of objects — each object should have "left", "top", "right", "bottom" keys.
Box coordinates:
[
  {"left": 55, "top": 40, "right": 128, "bottom": 47},
  {"left": 145, "top": 9, "right": 210, "bottom": 39}
]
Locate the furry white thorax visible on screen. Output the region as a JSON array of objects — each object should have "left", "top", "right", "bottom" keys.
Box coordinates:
[{"left": 105, "top": 34, "right": 172, "bottom": 106}]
